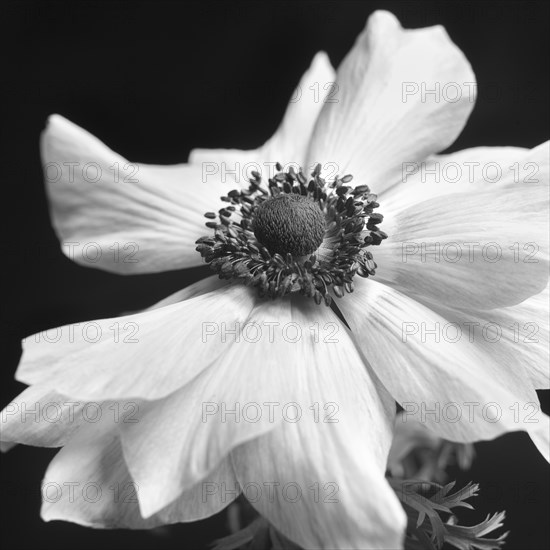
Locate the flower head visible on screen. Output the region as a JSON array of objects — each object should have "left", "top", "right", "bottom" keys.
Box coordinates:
[
  {"left": 197, "top": 163, "right": 386, "bottom": 304},
  {"left": 2, "top": 10, "right": 549, "bottom": 550}
]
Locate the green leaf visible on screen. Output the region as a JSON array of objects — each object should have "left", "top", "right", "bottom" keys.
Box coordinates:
[{"left": 389, "top": 479, "right": 508, "bottom": 550}]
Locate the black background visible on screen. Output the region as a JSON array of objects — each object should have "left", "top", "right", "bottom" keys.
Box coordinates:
[{"left": 1, "top": 1, "right": 549, "bottom": 549}]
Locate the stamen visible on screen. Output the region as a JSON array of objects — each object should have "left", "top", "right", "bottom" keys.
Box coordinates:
[{"left": 195, "top": 164, "right": 387, "bottom": 305}]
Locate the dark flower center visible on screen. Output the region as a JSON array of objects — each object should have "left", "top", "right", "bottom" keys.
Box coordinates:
[
  {"left": 195, "top": 163, "right": 387, "bottom": 306},
  {"left": 253, "top": 194, "right": 326, "bottom": 257}
]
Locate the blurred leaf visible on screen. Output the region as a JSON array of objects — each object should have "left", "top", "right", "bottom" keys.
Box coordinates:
[{"left": 389, "top": 479, "right": 508, "bottom": 550}]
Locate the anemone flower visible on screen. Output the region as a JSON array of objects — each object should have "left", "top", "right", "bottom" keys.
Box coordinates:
[{"left": 1, "top": 10, "right": 548, "bottom": 550}]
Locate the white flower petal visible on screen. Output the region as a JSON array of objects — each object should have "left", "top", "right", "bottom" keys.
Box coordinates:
[
  {"left": 429, "top": 283, "right": 549, "bottom": 390},
  {"left": 119, "top": 381, "right": 249, "bottom": 518},
  {"left": 41, "top": 414, "right": 236, "bottom": 528},
  {"left": 189, "top": 51, "right": 336, "bottom": 174},
  {"left": 338, "top": 278, "right": 548, "bottom": 460},
  {"left": 120, "top": 296, "right": 361, "bottom": 517},
  {"left": 42, "top": 115, "right": 228, "bottom": 274},
  {"left": 1, "top": 277, "right": 235, "bottom": 452},
  {"left": 16, "top": 281, "right": 257, "bottom": 400},
  {"left": 146, "top": 275, "right": 231, "bottom": 310},
  {"left": 383, "top": 141, "right": 549, "bottom": 215},
  {"left": 0, "top": 385, "right": 84, "bottom": 448},
  {"left": 260, "top": 52, "right": 337, "bottom": 168},
  {"left": 306, "top": 10, "right": 475, "bottom": 193},
  {"left": 119, "top": 298, "right": 296, "bottom": 517},
  {"left": 383, "top": 144, "right": 532, "bottom": 210},
  {"left": 374, "top": 182, "right": 549, "bottom": 310},
  {"left": 230, "top": 298, "right": 406, "bottom": 550}
]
